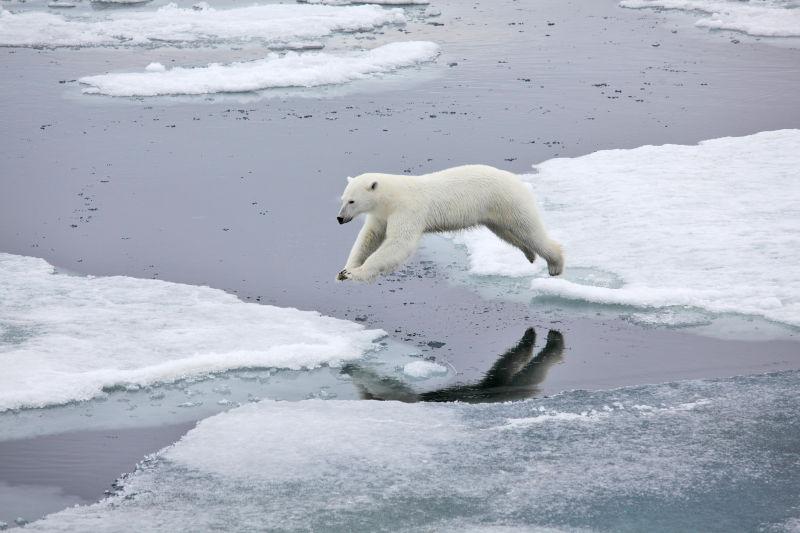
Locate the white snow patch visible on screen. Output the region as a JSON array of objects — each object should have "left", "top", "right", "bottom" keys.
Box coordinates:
[
  {"left": 620, "top": 0, "right": 800, "bottom": 37},
  {"left": 0, "top": 253, "right": 384, "bottom": 412},
  {"left": 452, "top": 130, "right": 800, "bottom": 328},
  {"left": 166, "top": 400, "right": 460, "bottom": 482},
  {"left": 0, "top": 3, "right": 405, "bottom": 48},
  {"left": 78, "top": 41, "right": 440, "bottom": 96},
  {"left": 403, "top": 359, "right": 447, "bottom": 378}
]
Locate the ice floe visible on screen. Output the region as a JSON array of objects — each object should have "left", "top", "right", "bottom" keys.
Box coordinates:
[
  {"left": 27, "top": 370, "right": 800, "bottom": 531},
  {"left": 78, "top": 41, "right": 440, "bottom": 96},
  {"left": 620, "top": 0, "right": 800, "bottom": 38},
  {"left": 299, "top": 0, "right": 429, "bottom": 5},
  {"left": 0, "top": 253, "right": 384, "bottom": 411},
  {"left": 0, "top": 3, "right": 405, "bottom": 48},
  {"left": 403, "top": 359, "right": 448, "bottom": 378},
  {"left": 450, "top": 130, "right": 800, "bottom": 328}
]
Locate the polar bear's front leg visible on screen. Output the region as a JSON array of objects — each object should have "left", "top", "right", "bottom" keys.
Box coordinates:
[
  {"left": 345, "top": 219, "right": 422, "bottom": 281},
  {"left": 337, "top": 216, "right": 386, "bottom": 281}
]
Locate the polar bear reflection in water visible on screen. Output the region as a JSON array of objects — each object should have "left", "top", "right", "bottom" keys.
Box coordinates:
[
  {"left": 342, "top": 328, "right": 564, "bottom": 403},
  {"left": 336, "top": 165, "right": 564, "bottom": 282}
]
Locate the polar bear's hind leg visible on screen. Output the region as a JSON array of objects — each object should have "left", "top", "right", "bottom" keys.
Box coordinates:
[
  {"left": 486, "top": 223, "right": 538, "bottom": 263},
  {"left": 504, "top": 215, "right": 564, "bottom": 276}
]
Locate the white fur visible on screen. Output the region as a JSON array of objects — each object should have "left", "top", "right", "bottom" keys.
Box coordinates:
[{"left": 336, "top": 164, "right": 564, "bottom": 282}]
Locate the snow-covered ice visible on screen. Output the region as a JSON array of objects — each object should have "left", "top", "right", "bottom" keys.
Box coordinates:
[
  {"left": 449, "top": 130, "right": 800, "bottom": 328},
  {"left": 620, "top": 0, "right": 800, "bottom": 37},
  {"left": 27, "top": 370, "right": 800, "bottom": 531},
  {"left": 78, "top": 41, "right": 440, "bottom": 96},
  {"left": 0, "top": 253, "right": 384, "bottom": 411},
  {"left": 0, "top": 3, "right": 405, "bottom": 48},
  {"left": 403, "top": 359, "right": 447, "bottom": 378},
  {"left": 299, "top": 0, "right": 428, "bottom": 5}
]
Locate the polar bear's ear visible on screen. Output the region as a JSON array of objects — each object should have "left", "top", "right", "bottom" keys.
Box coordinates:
[
  {"left": 346, "top": 176, "right": 354, "bottom": 183},
  {"left": 370, "top": 181, "right": 378, "bottom": 190}
]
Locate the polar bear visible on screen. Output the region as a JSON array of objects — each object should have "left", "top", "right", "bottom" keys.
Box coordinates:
[{"left": 336, "top": 164, "right": 564, "bottom": 282}]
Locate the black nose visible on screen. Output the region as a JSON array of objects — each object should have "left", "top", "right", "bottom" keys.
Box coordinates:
[{"left": 337, "top": 216, "right": 344, "bottom": 224}]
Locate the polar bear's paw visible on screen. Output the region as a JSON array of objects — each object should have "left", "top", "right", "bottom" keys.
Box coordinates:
[{"left": 337, "top": 267, "right": 375, "bottom": 283}]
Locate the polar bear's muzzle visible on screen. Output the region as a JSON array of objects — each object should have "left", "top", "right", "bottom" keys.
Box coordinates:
[{"left": 337, "top": 205, "right": 353, "bottom": 224}]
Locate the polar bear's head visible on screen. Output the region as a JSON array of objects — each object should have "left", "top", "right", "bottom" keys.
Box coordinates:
[{"left": 337, "top": 173, "right": 381, "bottom": 224}]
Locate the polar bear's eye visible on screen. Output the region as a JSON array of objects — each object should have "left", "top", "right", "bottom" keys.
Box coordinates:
[{"left": 348, "top": 200, "right": 354, "bottom": 204}]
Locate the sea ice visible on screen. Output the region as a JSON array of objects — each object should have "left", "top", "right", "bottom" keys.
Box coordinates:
[
  {"left": 144, "top": 62, "right": 165, "bottom": 72},
  {"left": 299, "top": 0, "right": 429, "bottom": 5},
  {"left": 27, "top": 370, "right": 800, "bottom": 531},
  {"left": 620, "top": 0, "right": 800, "bottom": 37},
  {"left": 0, "top": 253, "right": 384, "bottom": 411},
  {"left": 0, "top": 3, "right": 405, "bottom": 48},
  {"left": 78, "top": 41, "right": 440, "bottom": 96},
  {"left": 450, "top": 130, "right": 800, "bottom": 328},
  {"left": 403, "top": 359, "right": 448, "bottom": 378}
]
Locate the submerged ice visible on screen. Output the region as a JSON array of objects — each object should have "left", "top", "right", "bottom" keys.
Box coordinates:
[
  {"left": 451, "top": 130, "right": 800, "bottom": 329},
  {"left": 79, "top": 41, "right": 440, "bottom": 96},
  {"left": 28, "top": 370, "right": 800, "bottom": 532},
  {"left": 620, "top": 0, "right": 800, "bottom": 38},
  {"left": 0, "top": 253, "right": 384, "bottom": 411},
  {"left": 0, "top": 3, "right": 405, "bottom": 48}
]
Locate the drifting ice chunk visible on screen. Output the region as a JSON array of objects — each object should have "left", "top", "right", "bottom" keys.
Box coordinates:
[
  {"left": 620, "top": 0, "right": 800, "bottom": 38},
  {"left": 451, "top": 130, "right": 800, "bottom": 328},
  {"left": 0, "top": 253, "right": 384, "bottom": 411},
  {"left": 144, "top": 62, "right": 165, "bottom": 72},
  {"left": 0, "top": 3, "right": 406, "bottom": 48},
  {"left": 78, "top": 41, "right": 440, "bottom": 96},
  {"left": 403, "top": 359, "right": 448, "bottom": 378},
  {"left": 27, "top": 371, "right": 800, "bottom": 531}
]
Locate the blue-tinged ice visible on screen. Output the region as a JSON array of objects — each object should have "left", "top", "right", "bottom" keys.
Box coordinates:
[{"left": 26, "top": 370, "right": 800, "bottom": 532}]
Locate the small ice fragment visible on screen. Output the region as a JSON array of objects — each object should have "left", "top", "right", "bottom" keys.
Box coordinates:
[
  {"left": 177, "top": 401, "right": 202, "bottom": 408},
  {"left": 145, "top": 62, "right": 166, "bottom": 73},
  {"left": 403, "top": 360, "right": 447, "bottom": 378}
]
